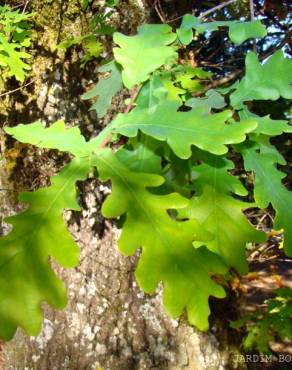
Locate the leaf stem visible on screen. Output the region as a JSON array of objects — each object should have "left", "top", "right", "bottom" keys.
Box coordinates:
[
  {"left": 99, "top": 85, "right": 141, "bottom": 149},
  {"left": 249, "top": 0, "right": 257, "bottom": 53},
  {"left": 199, "top": 0, "right": 238, "bottom": 19}
]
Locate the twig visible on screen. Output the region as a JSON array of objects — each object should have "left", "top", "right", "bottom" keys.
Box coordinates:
[
  {"left": 254, "top": 0, "right": 288, "bottom": 32},
  {"left": 0, "top": 79, "right": 36, "bottom": 98},
  {"left": 154, "top": 0, "right": 166, "bottom": 23},
  {"left": 166, "top": 0, "right": 238, "bottom": 24},
  {"left": 199, "top": 0, "right": 238, "bottom": 19},
  {"left": 249, "top": 0, "right": 257, "bottom": 53},
  {"left": 192, "top": 31, "right": 291, "bottom": 97},
  {"left": 22, "top": 0, "right": 30, "bottom": 14},
  {"left": 192, "top": 69, "right": 242, "bottom": 97},
  {"left": 99, "top": 85, "right": 141, "bottom": 149},
  {"left": 124, "top": 85, "right": 141, "bottom": 114}
]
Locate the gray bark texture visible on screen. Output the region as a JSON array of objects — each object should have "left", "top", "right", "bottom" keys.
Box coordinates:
[{"left": 0, "top": 1, "right": 244, "bottom": 369}]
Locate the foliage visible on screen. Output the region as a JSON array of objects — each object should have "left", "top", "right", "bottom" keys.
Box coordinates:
[
  {"left": 231, "top": 288, "right": 292, "bottom": 352},
  {"left": 2, "top": 14, "right": 292, "bottom": 342},
  {"left": 57, "top": 0, "right": 119, "bottom": 67},
  {"left": 57, "top": 34, "right": 102, "bottom": 68},
  {"left": 0, "top": 5, "right": 32, "bottom": 82}
]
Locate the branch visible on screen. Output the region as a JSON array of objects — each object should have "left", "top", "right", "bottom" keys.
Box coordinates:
[
  {"left": 99, "top": 85, "right": 141, "bottom": 149},
  {"left": 192, "top": 30, "right": 291, "bottom": 97},
  {"left": 0, "top": 79, "right": 36, "bottom": 98},
  {"left": 199, "top": 0, "right": 238, "bottom": 19},
  {"left": 22, "top": 0, "right": 30, "bottom": 14},
  {"left": 192, "top": 70, "right": 242, "bottom": 97},
  {"left": 163, "top": 0, "right": 238, "bottom": 24},
  {"left": 249, "top": 0, "right": 257, "bottom": 52}
]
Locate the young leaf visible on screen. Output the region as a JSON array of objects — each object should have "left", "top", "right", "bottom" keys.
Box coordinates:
[
  {"left": 240, "top": 144, "right": 292, "bottom": 256},
  {"left": 82, "top": 61, "right": 123, "bottom": 118},
  {"left": 0, "top": 159, "right": 90, "bottom": 340},
  {"left": 113, "top": 24, "right": 177, "bottom": 88},
  {"left": 95, "top": 149, "right": 227, "bottom": 330},
  {"left": 230, "top": 51, "right": 292, "bottom": 107},
  {"left": 112, "top": 100, "right": 257, "bottom": 158},
  {"left": 179, "top": 155, "right": 266, "bottom": 273}
]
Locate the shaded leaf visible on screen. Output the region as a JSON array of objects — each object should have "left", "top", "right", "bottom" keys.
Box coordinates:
[
  {"left": 82, "top": 61, "right": 123, "bottom": 118},
  {"left": 179, "top": 155, "right": 266, "bottom": 273},
  {"left": 240, "top": 143, "right": 292, "bottom": 256}
]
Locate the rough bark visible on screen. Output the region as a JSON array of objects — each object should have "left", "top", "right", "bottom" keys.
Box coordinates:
[{"left": 0, "top": 1, "right": 244, "bottom": 369}]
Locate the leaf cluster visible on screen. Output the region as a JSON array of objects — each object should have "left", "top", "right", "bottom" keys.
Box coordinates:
[
  {"left": 1, "top": 15, "right": 292, "bottom": 343},
  {"left": 231, "top": 288, "right": 292, "bottom": 353},
  {"left": 0, "top": 5, "right": 32, "bottom": 82}
]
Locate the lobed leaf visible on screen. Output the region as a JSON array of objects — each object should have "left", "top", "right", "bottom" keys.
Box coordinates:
[
  {"left": 179, "top": 154, "right": 266, "bottom": 273},
  {"left": 0, "top": 159, "right": 91, "bottom": 340},
  {"left": 240, "top": 144, "right": 292, "bottom": 256},
  {"left": 5, "top": 120, "right": 90, "bottom": 157},
  {"left": 94, "top": 149, "right": 227, "bottom": 330},
  {"left": 230, "top": 51, "right": 292, "bottom": 107},
  {"left": 82, "top": 61, "right": 123, "bottom": 118},
  {"left": 113, "top": 24, "right": 177, "bottom": 88},
  {"left": 177, "top": 15, "right": 266, "bottom": 45},
  {"left": 112, "top": 100, "right": 257, "bottom": 158}
]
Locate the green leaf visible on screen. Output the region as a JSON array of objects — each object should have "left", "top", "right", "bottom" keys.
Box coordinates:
[
  {"left": 228, "top": 20, "right": 267, "bottom": 44},
  {"left": 5, "top": 120, "right": 90, "bottom": 157},
  {"left": 80, "top": 36, "right": 103, "bottom": 67},
  {"left": 179, "top": 155, "right": 266, "bottom": 273},
  {"left": 240, "top": 144, "right": 292, "bottom": 256},
  {"left": 195, "top": 19, "right": 267, "bottom": 45},
  {"left": 0, "top": 159, "right": 90, "bottom": 340},
  {"left": 82, "top": 61, "right": 123, "bottom": 118},
  {"left": 249, "top": 135, "right": 286, "bottom": 165},
  {"left": 116, "top": 137, "right": 161, "bottom": 174},
  {"left": 56, "top": 35, "right": 87, "bottom": 50},
  {"left": 82, "top": 0, "right": 90, "bottom": 11},
  {"left": 177, "top": 14, "right": 200, "bottom": 45},
  {"left": 230, "top": 51, "right": 292, "bottom": 107},
  {"left": 113, "top": 24, "right": 177, "bottom": 88},
  {"left": 177, "top": 16, "right": 266, "bottom": 45},
  {"left": 136, "top": 75, "right": 168, "bottom": 108},
  {"left": 112, "top": 100, "right": 257, "bottom": 158},
  {"left": 0, "top": 5, "right": 32, "bottom": 82},
  {"left": 239, "top": 109, "right": 292, "bottom": 136},
  {"left": 94, "top": 149, "right": 227, "bottom": 330}
]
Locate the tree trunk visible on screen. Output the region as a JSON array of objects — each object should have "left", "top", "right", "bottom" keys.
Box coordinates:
[{"left": 0, "top": 1, "right": 244, "bottom": 369}]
